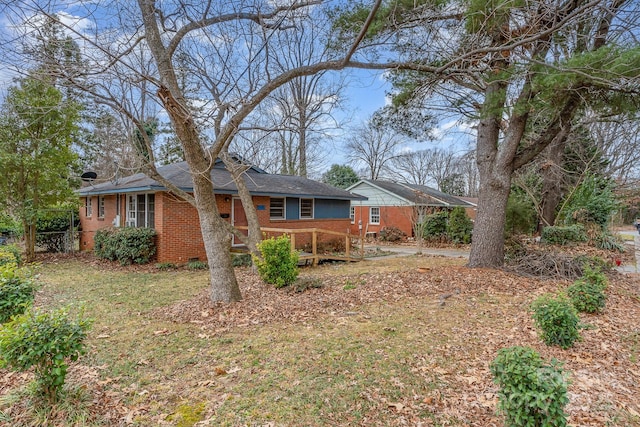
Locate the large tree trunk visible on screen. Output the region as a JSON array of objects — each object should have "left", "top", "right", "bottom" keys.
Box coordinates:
[
  {"left": 24, "top": 222, "right": 36, "bottom": 262},
  {"left": 468, "top": 175, "right": 511, "bottom": 267},
  {"left": 192, "top": 158, "right": 242, "bottom": 302},
  {"left": 177, "top": 116, "right": 242, "bottom": 303},
  {"left": 539, "top": 139, "right": 566, "bottom": 229},
  {"left": 467, "top": 59, "right": 514, "bottom": 268},
  {"left": 138, "top": 0, "right": 241, "bottom": 302},
  {"left": 199, "top": 205, "right": 242, "bottom": 303},
  {"left": 468, "top": 114, "right": 512, "bottom": 268}
]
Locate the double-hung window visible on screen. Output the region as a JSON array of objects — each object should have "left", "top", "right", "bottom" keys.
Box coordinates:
[
  {"left": 126, "top": 194, "right": 155, "bottom": 228},
  {"left": 85, "top": 197, "right": 92, "bottom": 217},
  {"left": 300, "top": 198, "right": 314, "bottom": 219},
  {"left": 270, "top": 197, "right": 285, "bottom": 220},
  {"left": 369, "top": 207, "right": 380, "bottom": 224},
  {"left": 350, "top": 206, "right": 355, "bottom": 224},
  {"left": 98, "top": 196, "right": 105, "bottom": 218}
]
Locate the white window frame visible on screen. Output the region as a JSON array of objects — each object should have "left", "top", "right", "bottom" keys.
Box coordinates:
[
  {"left": 127, "top": 194, "right": 137, "bottom": 226},
  {"left": 270, "top": 197, "right": 285, "bottom": 220},
  {"left": 114, "top": 195, "right": 122, "bottom": 226},
  {"left": 126, "top": 193, "right": 155, "bottom": 228},
  {"left": 300, "top": 198, "right": 314, "bottom": 219},
  {"left": 350, "top": 206, "right": 355, "bottom": 224},
  {"left": 369, "top": 207, "right": 380, "bottom": 224},
  {"left": 85, "top": 197, "right": 92, "bottom": 217},
  {"left": 98, "top": 196, "right": 105, "bottom": 218}
]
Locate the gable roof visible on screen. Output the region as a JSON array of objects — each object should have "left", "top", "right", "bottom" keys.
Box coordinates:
[
  {"left": 78, "top": 160, "right": 364, "bottom": 201},
  {"left": 347, "top": 179, "right": 473, "bottom": 207}
]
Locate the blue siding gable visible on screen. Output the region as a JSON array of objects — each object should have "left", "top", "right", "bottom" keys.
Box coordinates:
[
  {"left": 315, "top": 199, "right": 350, "bottom": 219},
  {"left": 281, "top": 198, "right": 349, "bottom": 220}
]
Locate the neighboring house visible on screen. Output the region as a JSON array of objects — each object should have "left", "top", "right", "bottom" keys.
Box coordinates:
[
  {"left": 346, "top": 179, "right": 474, "bottom": 238},
  {"left": 458, "top": 196, "right": 478, "bottom": 221},
  {"left": 78, "top": 159, "right": 365, "bottom": 263}
]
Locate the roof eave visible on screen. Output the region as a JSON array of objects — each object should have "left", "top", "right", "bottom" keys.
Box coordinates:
[{"left": 77, "top": 186, "right": 365, "bottom": 201}]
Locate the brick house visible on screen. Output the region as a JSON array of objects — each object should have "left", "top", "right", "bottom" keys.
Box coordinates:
[
  {"left": 78, "top": 159, "right": 364, "bottom": 263},
  {"left": 346, "top": 180, "right": 474, "bottom": 238}
]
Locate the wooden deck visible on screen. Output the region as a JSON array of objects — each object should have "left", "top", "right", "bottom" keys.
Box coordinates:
[{"left": 232, "top": 227, "right": 364, "bottom": 266}]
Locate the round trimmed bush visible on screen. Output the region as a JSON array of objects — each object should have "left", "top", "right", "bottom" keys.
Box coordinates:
[
  {"left": 531, "top": 293, "right": 580, "bottom": 349},
  {"left": 254, "top": 235, "right": 299, "bottom": 288},
  {"left": 491, "top": 346, "right": 569, "bottom": 427}
]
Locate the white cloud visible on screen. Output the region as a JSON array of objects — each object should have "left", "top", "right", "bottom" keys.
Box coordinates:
[{"left": 55, "top": 11, "right": 93, "bottom": 34}]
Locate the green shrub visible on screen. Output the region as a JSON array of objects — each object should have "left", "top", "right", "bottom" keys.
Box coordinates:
[
  {"left": 156, "top": 262, "right": 176, "bottom": 270},
  {"left": 505, "top": 192, "right": 538, "bottom": 236},
  {"left": 420, "top": 211, "right": 448, "bottom": 240},
  {"left": 581, "top": 267, "right": 608, "bottom": 288},
  {"left": 558, "top": 174, "right": 618, "bottom": 229},
  {"left": 231, "top": 253, "right": 252, "bottom": 267},
  {"left": 541, "top": 224, "right": 588, "bottom": 246},
  {"left": 0, "top": 307, "right": 91, "bottom": 402},
  {"left": 567, "top": 280, "right": 606, "bottom": 314},
  {"left": 490, "top": 346, "right": 568, "bottom": 427},
  {"left": 379, "top": 226, "right": 405, "bottom": 242},
  {"left": 567, "top": 267, "right": 608, "bottom": 313},
  {"left": 94, "top": 227, "right": 156, "bottom": 265},
  {"left": 0, "top": 244, "right": 22, "bottom": 266},
  {"left": 0, "top": 213, "right": 20, "bottom": 237},
  {"left": 254, "top": 235, "right": 299, "bottom": 288},
  {"left": 593, "top": 232, "right": 625, "bottom": 252},
  {"left": 531, "top": 294, "right": 580, "bottom": 349},
  {"left": 0, "top": 249, "right": 17, "bottom": 267},
  {"left": 447, "top": 207, "right": 473, "bottom": 244},
  {"left": 0, "top": 263, "right": 36, "bottom": 323},
  {"left": 187, "top": 260, "right": 208, "bottom": 270}
]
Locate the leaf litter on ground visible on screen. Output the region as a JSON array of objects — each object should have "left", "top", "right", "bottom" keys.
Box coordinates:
[{"left": 1, "top": 248, "right": 639, "bottom": 426}]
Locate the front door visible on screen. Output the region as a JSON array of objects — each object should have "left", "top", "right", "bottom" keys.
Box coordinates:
[{"left": 232, "top": 198, "right": 248, "bottom": 246}]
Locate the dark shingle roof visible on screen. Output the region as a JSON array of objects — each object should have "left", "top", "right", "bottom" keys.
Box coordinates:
[
  {"left": 400, "top": 182, "right": 474, "bottom": 207},
  {"left": 358, "top": 180, "right": 473, "bottom": 207},
  {"left": 78, "top": 161, "right": 363, "bottom": 200}
]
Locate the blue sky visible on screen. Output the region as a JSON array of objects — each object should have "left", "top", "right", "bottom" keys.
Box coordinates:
[{"left": 0, "top": 3, "right": 476, "bottom": 176}]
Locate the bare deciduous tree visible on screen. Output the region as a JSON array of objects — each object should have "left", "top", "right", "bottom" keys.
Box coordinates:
[
  {"left": 386, "top": 149, "right": 439, "bottom": 186},
  {"left": 385, "top": 148, "right": 479, "bottom": 197},
  {"left": 588, "top": 114, "right": 640, "bottom": 188},
  {"left": 230, "top": 13, "right": 348, "bottom": 178},
  {"left": 345, "top": 119, "right": 405, "bottom": 180},
  {"left": 1, "top": 0, "right": 395, "bottom": 302}
]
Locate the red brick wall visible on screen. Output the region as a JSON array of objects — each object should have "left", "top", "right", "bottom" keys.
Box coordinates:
[
  {"left": 79, "top": 194, "right": 123, "bottom": 251},
  {"left": 155, "top": 193, "right": 204, "bottom": 263},
  {"left": 465, "top": 207, "right": 477, "bottom": 221},
  {"left": 349, "top": 205, "right": 415, "bottom": 237}
]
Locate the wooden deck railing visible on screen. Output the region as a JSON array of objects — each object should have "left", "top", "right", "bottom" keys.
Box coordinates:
[{"left": 235, "top": 226, "right": 363, "bottom": 266}]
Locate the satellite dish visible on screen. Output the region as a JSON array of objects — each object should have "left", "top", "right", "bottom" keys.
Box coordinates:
[{"left": 81, "top": 171, "right": 97, "bottom": 182}]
